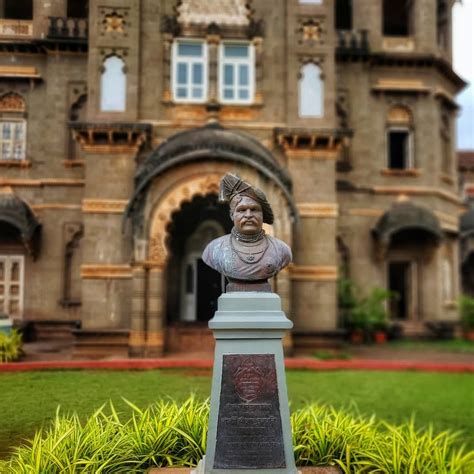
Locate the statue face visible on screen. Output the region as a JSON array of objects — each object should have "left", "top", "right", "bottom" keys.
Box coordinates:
[{"left": 231, "top": 195, "right": 263, "bottom": 235}]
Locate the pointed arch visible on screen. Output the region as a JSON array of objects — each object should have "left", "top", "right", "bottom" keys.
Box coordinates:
[
  {"left": 100, "top": 55, "right": 126, "bottom": 112},
  {"left": 298, "top": 63, "right": 324, "bottom": 117}
]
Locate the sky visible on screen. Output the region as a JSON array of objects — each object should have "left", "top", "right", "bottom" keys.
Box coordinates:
[{"left": 453, "top": 0, "right": 474, "bottom": 150}]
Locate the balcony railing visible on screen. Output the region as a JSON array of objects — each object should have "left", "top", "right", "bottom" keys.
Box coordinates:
[
  {"left": 336, "top": 29, "right": 369, "bottom": 56},
  {"left": 47, "top": 17, "right": 88, "bottom": 41},
  {"left": 0, "top": 19, "right": 33, "bottom": 38}
]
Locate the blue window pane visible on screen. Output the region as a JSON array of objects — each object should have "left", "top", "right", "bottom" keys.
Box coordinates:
[
  {"left": 178, "top": 43, "right": 203, "bottom": 57},
  {"left": 224, "top": 44, "right": 249, "bottom": 58},
  {"left": 177, "top": 87, "right": 187, "bottom": 98},
  {"left": 238, "top": 65, "right": 249, "bottom": 86},
  {"left": 192, "top": 87, "right": 203, "bottom": 98},
  {"left": 238, "top": 89, "right": 249, "bottom": 100},
  {"left": 2, "top": 124, "right": 11, "bottom": 139},
  {"left": 193, "top": 63, "right": 203, "bottom": 85},
  {"left": 224, "top": 89, "right": 234, "bottom": 99},
  {"left": 177, "top": 63, "right": 187, "bottom": 84},
  {"left": 224, "top": 65, "right": 233, "bottom": 86}
]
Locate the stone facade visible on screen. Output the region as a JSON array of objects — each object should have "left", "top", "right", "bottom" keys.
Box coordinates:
[{"left": 0, "top": 0, "right": 466, "bottom": 357}]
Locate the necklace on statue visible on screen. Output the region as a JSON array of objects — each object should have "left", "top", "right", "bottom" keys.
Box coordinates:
[
  {"left": 231, "top": 227, "right": 265, "bottom": 243},
  {"left": 230, "top": 234, "right": 270, "bottom": 264}
]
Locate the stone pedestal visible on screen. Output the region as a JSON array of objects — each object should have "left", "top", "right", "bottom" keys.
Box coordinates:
[{"left": 193, "top": 292, "right": 298, "bottom": 474}]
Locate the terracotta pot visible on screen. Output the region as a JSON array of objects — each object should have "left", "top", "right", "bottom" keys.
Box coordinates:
[
  {"left": 464, "top": 330, "right": 474, "bottom": 342},
  {"left": 374, "top": 331, "right": 387, "bottom": 344},
  {"left": 350, "top": 329, "right": 364, "bottom": 344}
]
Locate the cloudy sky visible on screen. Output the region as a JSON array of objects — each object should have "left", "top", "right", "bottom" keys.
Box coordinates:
[{"left": 453, "top": 0, "right": 474, "bottom": 150}]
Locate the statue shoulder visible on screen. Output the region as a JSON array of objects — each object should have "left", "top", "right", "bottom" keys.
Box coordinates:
[
  {"left": 268, "top": 236, "right": 292, "bottom": 265},
  {"left": 202, "top": 234, "right": 230, "bottom": 266}
]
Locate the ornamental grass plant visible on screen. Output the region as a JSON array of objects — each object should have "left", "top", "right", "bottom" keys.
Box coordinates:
[
  {"left": 0, "top": 329, "right": 22, "bottom": 363},
  {"left": 1, "top": 398, "right": 473, "bottom": 473}
]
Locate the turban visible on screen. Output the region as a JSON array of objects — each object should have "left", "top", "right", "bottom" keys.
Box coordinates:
[{"left": 219, "top": 173, "right": 274, "bottom": 225}]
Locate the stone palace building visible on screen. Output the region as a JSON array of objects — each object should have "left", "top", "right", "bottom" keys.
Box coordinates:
[{"left": 0, "top": 0, "right": 470, "bottom": 357}]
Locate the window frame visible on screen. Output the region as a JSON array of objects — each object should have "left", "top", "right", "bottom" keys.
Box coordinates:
[
  {"left": 0, "top": 118, "right": 27, "bottom": 161},
  {"left": 172, "top": 39, "right": 208, "bottom": 104},
  {"left": 386, "top": 126, "right": 414, "bottom": 170},
  {"left": 218, "top": 41, "right": 255, "bottom": 105},
  {"left": 0, "top": 255, "right": 25, "bottom": 319}
]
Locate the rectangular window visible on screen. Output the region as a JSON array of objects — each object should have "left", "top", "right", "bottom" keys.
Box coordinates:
[
  {"left": 383, "top": 0, "right": 413, "bottom": 37},
  {"left": 0, "top": 121, "right": 26, "bottom": 160},
  {"left": 387, "top": 129, "right": 411, "bottom": 169},
  {"left": 219, "top": 42, "right": 254, "bottom": 104},
  {"left": 172, "top": 40, "right": 207, "bottom": 103},
  {"left": 0, "top": 255, "right": 24, "bottom": 319}
]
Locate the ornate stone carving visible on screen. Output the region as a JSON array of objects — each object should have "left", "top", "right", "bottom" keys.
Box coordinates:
[
  {"left": 80, "top": 264, "right": 132, "bottom": 280},
  {"left": 82, "top": 199, "right": 129, "bottom": 214},
  {"left": 177, "top": 0, "right": 250, "bottom": 26},
  {"left": 298, "top": 18, "right": 323, "bottom": 44},
  {"left": 99, "top": 7, "right": 129, "bottom": 36},
  {"left": 0, "top": 92, "right": 26, "bottom": 112},
  {"left": 103, "top": 12, "right": 125, "bottom": 33}
]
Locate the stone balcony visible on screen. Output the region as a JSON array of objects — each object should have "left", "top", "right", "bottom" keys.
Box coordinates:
[
  {"left": 47, "top": 17, "right": 88, "bottom": 42},
  {"left": 336, "top": 29, "right": 369, "bottom": 57}
]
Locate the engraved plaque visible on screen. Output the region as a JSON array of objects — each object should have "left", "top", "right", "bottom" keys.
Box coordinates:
[{"left": 214, "top": 354, "right": 286, "bottom": 469}]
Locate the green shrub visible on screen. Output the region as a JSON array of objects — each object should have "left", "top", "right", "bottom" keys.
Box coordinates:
[
  {"left": 460, "top": 294, "right": 474, "bottom": 330},
  {"left": 345, "top": 286, "right": 393, "bottom": 332},
  {"left": 0, "top": 398, "right": 472, "bottom": 473},
  {"left": 0, "top": 329, "right": 22, "bottom": 363}
]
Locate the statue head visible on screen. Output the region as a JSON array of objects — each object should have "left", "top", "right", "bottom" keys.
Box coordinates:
[
  {"left": 219, "top": 174, "right": 274, "bottom": 228},
  {"left": 230, "top": 194, "right": 264, "bottom": 235}
]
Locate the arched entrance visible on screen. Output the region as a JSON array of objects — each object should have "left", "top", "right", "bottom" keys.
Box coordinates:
[
  {"left": 372, "top": 200, "right": 443, "bottom": 331},
  {"left": 126, "top": 125, "right": 296, "bottom": 356},
  {"left": 165, "top": 193, "right": 231, "bottom": 324}
]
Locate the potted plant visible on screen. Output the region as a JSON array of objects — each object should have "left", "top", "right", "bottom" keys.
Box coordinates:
[
  {"left": 459, "top": 294, "right": 474, "bottom": 341},
  {"left": 338, "top": 277, "right": 364, "bottom": 343},
  {"left": 344, "top": 286, "right": 392, "bottom": 344}
]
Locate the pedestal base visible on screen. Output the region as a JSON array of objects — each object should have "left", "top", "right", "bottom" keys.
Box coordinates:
[{"left": 196, "top": 292, "right": 298, "bottom": 474}]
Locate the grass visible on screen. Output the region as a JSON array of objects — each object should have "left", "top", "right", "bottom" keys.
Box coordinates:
[{"left": 0, "top": 369, "right": 473, "bottom": 459}]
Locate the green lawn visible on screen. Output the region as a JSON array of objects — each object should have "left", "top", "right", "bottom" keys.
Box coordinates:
[{"left": 0, "top": 369, "right": 473, "bottom": 458}]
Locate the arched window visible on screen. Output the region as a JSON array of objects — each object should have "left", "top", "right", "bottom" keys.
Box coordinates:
[
  {"left": 0, "top": 92, "right": 27, "bottom": 161},
  {"left": 386, "top": 105, "right": 414, "bottom": 169},
  {"left": 100, "top": 56, "right": 126, "bottom": 112},
  {"left": 298, "top": 63, "right": 324, "bottom": 118}
]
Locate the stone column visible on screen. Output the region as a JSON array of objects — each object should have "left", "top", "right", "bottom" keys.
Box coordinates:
[
  {"left": 146, "top": 265, "right": 165, "bottom": 356},
  {"left": 284, "top": 140, "right": 340, "bottom": 334},
  {"left": 129, "top": 265, "right": 147, "bottom": 357},
  {"left": 206, "top": 33, "right": 220, "bottom": 103}
]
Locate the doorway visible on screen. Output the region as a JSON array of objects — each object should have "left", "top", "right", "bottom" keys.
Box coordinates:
[
  {"left": 166, "top": 193, "right": 232, "bottom": 325},
  {"left": 388, "top": 260, "right": 416, "bottom": 320}
]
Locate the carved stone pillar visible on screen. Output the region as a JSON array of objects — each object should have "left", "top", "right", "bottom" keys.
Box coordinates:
[
  {"left": 146, "top": 266, "right": 165, "bottom": 356},
  {"left": 129, "top": 265, "right": 146, "bottom": 357},
  {"left": 206, "top": 33, "right": 220, "bottom": 102},
  {"left": 276, "top": 128, "right": 350, "bottom": 336}
]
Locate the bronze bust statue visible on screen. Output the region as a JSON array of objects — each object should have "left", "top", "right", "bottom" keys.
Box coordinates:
[{"left": 202, "top": 174, "right": 292, "bottom": 291}]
